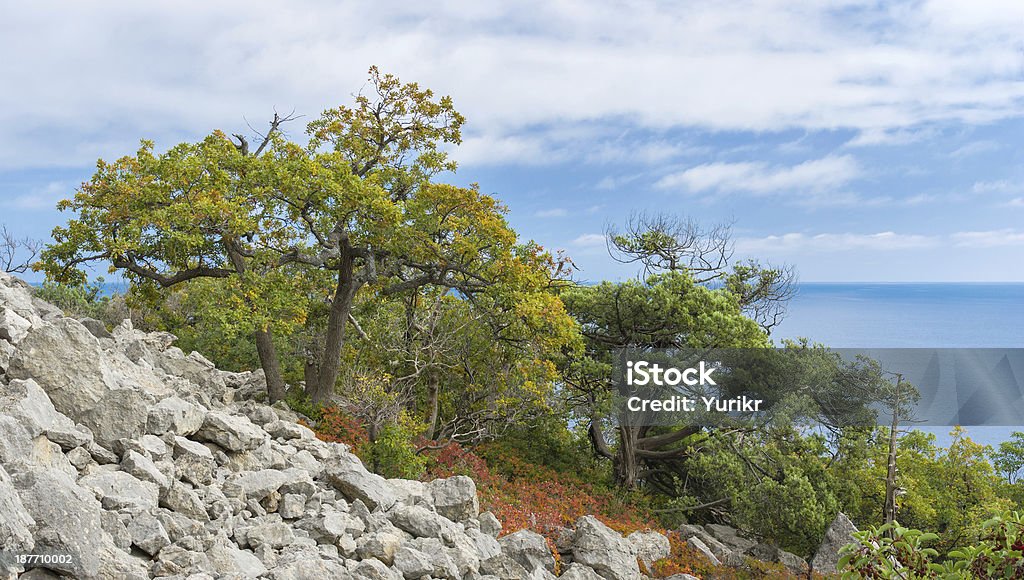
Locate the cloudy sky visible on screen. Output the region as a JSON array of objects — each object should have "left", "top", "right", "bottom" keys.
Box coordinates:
[{"left": 2, "top": 0, "right": 1023, "bottom": 282}]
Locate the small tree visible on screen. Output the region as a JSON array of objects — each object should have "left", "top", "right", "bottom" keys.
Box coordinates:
[
  {"left": 992, "top": 431, "right": 1024, "bottom": 484},
  {"left": 1, "top": 225, "right": 41, "bottom": 274}
]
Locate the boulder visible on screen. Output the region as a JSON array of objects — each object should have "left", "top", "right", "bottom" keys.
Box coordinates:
[
  {"left": 78, "top": 470, "right": 160, "bottom": 512},
  {"left": 0, "top": 337, "right": 14, "bottom": 372},
  {"left": 8, "top": 319, "right": 150, "bottom": 447},
  {"left": 0, "top": 464, "right": 34, "bottom": 554},
  {"left": 1, "top": 378, "right": 90, "bottom": 452},
  {"left": 267, "top": 558, "right": 352, "bottom": 579},
  {"left": 279, "top": 492, "right": 306, "bottom": 519},
  {"left": 326, "top": 456, "right": 399, "bottom": 511},
  {"left": 195, "top": 410, "right": 268, "bottom": 452},
  {"left": 628, "top": 530, "right": 671, "bottom": 570},
  {"left": 172, "top": 435, "right": 215, "bottom": 486},
  {"left": 264, "top": 419, "right": 314, "bottom": 440},
  {"left": 206, "top": 537, "right": 268, "bottom": 578},
  {"left": 79, "top": 317, "right": 113, "bottom": 339},
  {"left": 811, "top": 512, "right": 858, "bottom": 574},
  {"left": 393, "top": 545, "right": 435, "bottom": 579},
  {"left": 8, "top": 318, "right": 113, "bottom": 422},
  {"left": 161, "top": 481, "right": 210, "bottom": 522},
  {"left": 390, "top": 504, "right": 455, "bottom": 539},
  {"left": 686, "top": 536, "right": 722, "bottom": 566},
  {"left": 705, "top": 523, "right": 757, "bottom": 553},
  {"left": 227, "top": 467, "right": 314, "bottom": 504},
  {"left": 678, "top": 524, "right": 741, "bottom": 566},
  {"left": 353, "top": 557, "right": 402, "bottom": 580},
  {"left": 81, "top": 388, "right": 150, "bottom": 449},
  {"left": 499, "top": 529, "right": 556, "bottom": 574},
  {"left": 148, "top": 396, "right": 206, "bottom": 436},
  {"left": 429, "top": 475, "right": 479, "bottom": 522},
  {"left": 322, "top": 511, "right": 367, "bottom": 540},
  {"left": 121, "top": 449, "right": 170, "bottom": 490},
  {"left": 389, "top": 477, "right": 429, "bottom": 507},
  {"left": 560, "top": 563, "right": 605, "bottom": 580},
  {"left": 479, "top": 510, "right": 502, "bottom": 538},
  {"left": 246, "top": 522, "right": 296, "bottom": 550},
  {"left": 12, "top": 469, "right": 117, "bottom": 579},
  {"left": 480, "top": 553, "right": 530, "bottom": 579},
  {"left": 356, "top": 530, "right": 404, "bottom": 565},
  {"left": 571, "top": 516, "right": 639, "bottom": 580},
  {"left": 0, "top": 307, "right": 31, "bottom": 344},
  {"left": 127, "top": 511, "right": 171, "bottom": 556}
]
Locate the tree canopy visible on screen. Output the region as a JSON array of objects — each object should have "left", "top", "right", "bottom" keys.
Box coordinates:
[{"left": 38, "top": 66, "right": 577, "bottom": 407}]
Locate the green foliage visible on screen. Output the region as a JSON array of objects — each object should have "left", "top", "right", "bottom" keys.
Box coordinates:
[
  {"left": 563, "top": 270, "right": 770, "bottom": 351},
  {"left": 32, "top": 277, "right": 132, "bottom": 328},
  {"left": 840, "top": 512, "right": 1024, "bottom": 579},
  {"left": 364, "top": 413, "right": 429, "bottom": 480},
  {"left": 684, "top": 427, "right": 840, "bottom": 556},
  {"left": 833, "top": 427, "right": 1012, "bottom": 556},
  {"left": 992, "top": 431, "right": 1024, "bottom": 484},
  {"left": 36, "top": 65, "right": 578, "bottom": 408},
  {"left": 32, "top": 278, "right": 109, "bottom": 318}
]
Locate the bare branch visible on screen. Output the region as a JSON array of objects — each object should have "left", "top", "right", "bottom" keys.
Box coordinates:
[{"left": 1, "top": 226, "right": 42, "bottom": 274}]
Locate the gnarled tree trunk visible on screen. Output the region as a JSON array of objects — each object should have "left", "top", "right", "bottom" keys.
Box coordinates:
[{"left": 254, "top": 329, "right": 286, "bottom": 403}]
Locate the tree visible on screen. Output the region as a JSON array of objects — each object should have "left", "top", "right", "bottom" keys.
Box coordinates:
[
  {"left": 39, "top": 67, "right": 576, "bottom": 407},
  {"left": 991, "top": 431, "right": 1024, "bottom": 484},
  {"left": 606, "top": 212, "right": 796, "bottom": 332},
  {"left": 562, "top": 270, "right": 770, "bottom": 489},
  {"left": 38, "top": 129, "right": 308, "bottom": 402},
  {"left": 1, "top": 225, "right": 41, "bottom": 274},
  {"left": 882, "top": 372, "right": 919, "bottom": 535},
  {"left": 562, "top": 213, "right": 890, "bottom": 501},
  {"left": 345, "top": 280, "right": 576, "bottom": 447}
]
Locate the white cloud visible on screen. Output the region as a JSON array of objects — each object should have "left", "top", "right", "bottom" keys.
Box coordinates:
[
  {"left": 656, "top": 155, "right": 861, "bottom": 196},
  {"left": 951, "top": 229, "right": 1024, "bottom": 247},
  {"left": 949, "top": 140, "right": 1001, "bottom": 159},
  {"left": 736, "top": 231, "right": 939, "bottom": 254},
  {"left": 596, "top": 174, "right": 642, "bottom": 190},
  {"left": 972, "top": 180, "right": 1020, "bottom": 194},
  {"left": 737, "top": 228, "right": 1024, "bottom": 254},
  {"left": 845, "top": 127, "right": 940, "bottom": 148},
  {"left": 583, "top": 140, "right": 704, "bottom": 165},
  {"left": 3, "top": 1, "right": 1024, "bottom": 168},
  {"left": 571, "top": 233, "right": 607, "bottom": 248},
  {"left": 0, "top": 181, "right": 69, "bottom": 210},
  {"left": 1006, "top": 198, "right": 1024, "bottom": 207},
  {"left": 535, "top": 208, "right": 568, "bottom": 218},
  {"left": 455, "top": 135, "right": 565, "bottom": 167}
]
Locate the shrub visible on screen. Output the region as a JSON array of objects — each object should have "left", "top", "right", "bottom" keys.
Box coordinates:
[
  {"left": 839, "top": 512, "right": 1024, "bottom": 579},
  {"left": 364, "top": 413, "right": 428, "bottom": 479}
]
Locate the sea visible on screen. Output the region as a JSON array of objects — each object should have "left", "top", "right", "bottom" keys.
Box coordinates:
[{"left": 773, "top": 283, "right": 1024, "bottom": 448}]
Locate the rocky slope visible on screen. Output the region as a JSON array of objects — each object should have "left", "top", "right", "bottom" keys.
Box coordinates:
[
  {"left": 0, "top": 271, "right": 859, "bottom": 580},
  {"left": 0, "top": 271, "right": 693, "bottom": 580}
]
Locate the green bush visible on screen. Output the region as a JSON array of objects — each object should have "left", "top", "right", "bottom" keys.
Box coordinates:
[
  {"left": 840, "top": 512, "right": 1024, "bottom": 579},
  {"left": 33, "top": 277, "right": 130, "bottom": 328},
  {"left": 364, "top": 413, "right": 428, "bottom": 479}
]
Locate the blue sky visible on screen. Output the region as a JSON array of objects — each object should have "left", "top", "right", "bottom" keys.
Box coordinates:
[{"left": 1, "top": 1, "right": 1023, "bottom": 282}]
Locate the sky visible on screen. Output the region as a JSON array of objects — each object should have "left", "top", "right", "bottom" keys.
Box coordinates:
[{"left": 1, "top": 0, "right": 1023, "bottom": 282}]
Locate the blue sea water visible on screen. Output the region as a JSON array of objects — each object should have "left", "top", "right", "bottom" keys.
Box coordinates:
[{"left": 774, "top": 283, "right": 1024, "bottom": 447}]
